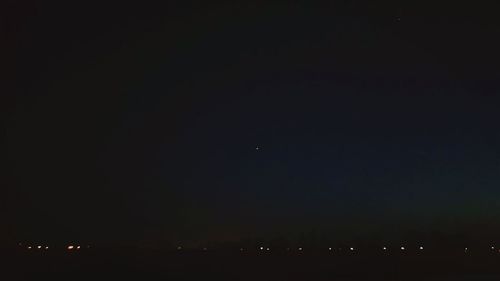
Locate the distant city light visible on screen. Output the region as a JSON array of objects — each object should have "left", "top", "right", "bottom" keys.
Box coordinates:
[
  {"left": 37, "top": 246, "right": 42, "bottom": 249},
  {"left": 420, "top": 246, "right": 424, "bottom": 250},
  {"left": 491, "top": 246, "right": 495, "bottom": 250},
  {"left": 67, "top": 245, "right": 74, "bottom": 250},
  {"left": 298, "top": 247, "right": 303, "bottom": 251},
  {"left": 77, "top": 246, "right": 81, "bottom": 249},
  {"left": 350, "top": 247, "right": 354, "bottom": 251},
  {"left": 177, "top": 246, "right": 182, "bottom": 250},
  {"left": 27, "top": 246, "right": 32, "bottom": 249},
  {"left": 260, "top": 247, "right": 264, "bottom": 250},
  {"left": 465, "top": 247, "right": 468, "bottom": 252},
  {"left": 240, "top": 248, "right": 244, "bottom": 251},
  {"left": 328, "top": 247, "right": 332, "bottom": 251},
  {"left": 45, "top": 246, "right": 49, "bottom": 250},
  {"left": 203, "top": 247, "right": 207, "bottom": 251},
  {"left": 266, "top": 247, "right": 270, "bottom": 251},
  {"left": 383, "top": 247, "right": 387, "bottom": 250},
  {"left": 401, "top": 247, "right": 405, "bottom": 250}
]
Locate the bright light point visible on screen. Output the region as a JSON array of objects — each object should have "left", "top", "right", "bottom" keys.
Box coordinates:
[
  {"left": 45, "top": 246, "right": 49, "bottom": 250},
  {"left": 328, "top": 247, "right": 332, "bottom": 251},
  {"left": 350, "top": 247, "right": 354, "bottom": 251},
  {"left": 37, "top": 246, "right": 42, "bottom": 249},
  {"left": 383, "top": 247, "right": 387, "bottom": 250},
  {"left": 492, "top": 246, "right": 495, "bottom": 250},
  {"left": 401, "top": 247, "right": 405, "bottom": 250},
  {"left": 420, "top": 246, "right": 424, "bottom": 250},
  {"left": 260, "top": 247, "right": 264, "bottom": 250},
  {"left": 27, "top": 246, "right": 32, "bottom": 249},
  {"left": 77, "top": 246, "right": 81, "bottom": 249},
  {"left": 266, "top": 248, "right": 270, "bottom": 251},
  {"left": 67, "top": 245, "right": 74, "bottom": 250},
  {"left": 298, "top": 247, "right": 303, "bottom": 251}
]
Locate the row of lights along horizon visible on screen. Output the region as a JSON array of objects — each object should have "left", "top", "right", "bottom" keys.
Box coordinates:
[
  {"left": 20, "top": 244, "right": 499, "bottom": 252},
  {"left": 22, "top": 244, "right": 88, "bottom": 250}
]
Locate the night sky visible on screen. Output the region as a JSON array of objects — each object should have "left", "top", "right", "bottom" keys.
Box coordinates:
[{"left": 4, "top": 2, "right": 500, "bottom": 246}]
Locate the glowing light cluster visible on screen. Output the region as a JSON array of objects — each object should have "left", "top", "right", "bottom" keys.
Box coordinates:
[{"left": 26, "top": 245, "right": 49, "bottom": 250}]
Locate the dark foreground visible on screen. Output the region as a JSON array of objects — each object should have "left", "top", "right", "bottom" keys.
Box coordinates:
[{"left": 5, "top": 248, "right": 500, "bottom": 281}]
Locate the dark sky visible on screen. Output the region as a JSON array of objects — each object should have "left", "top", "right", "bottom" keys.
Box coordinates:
[{"left": 3, "top": 2, "right": 500, "bottom": 245}]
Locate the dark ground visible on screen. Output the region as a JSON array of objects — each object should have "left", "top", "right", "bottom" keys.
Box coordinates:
[{"left": 5, "top": 247, "right": 500, "bottom": 281}]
